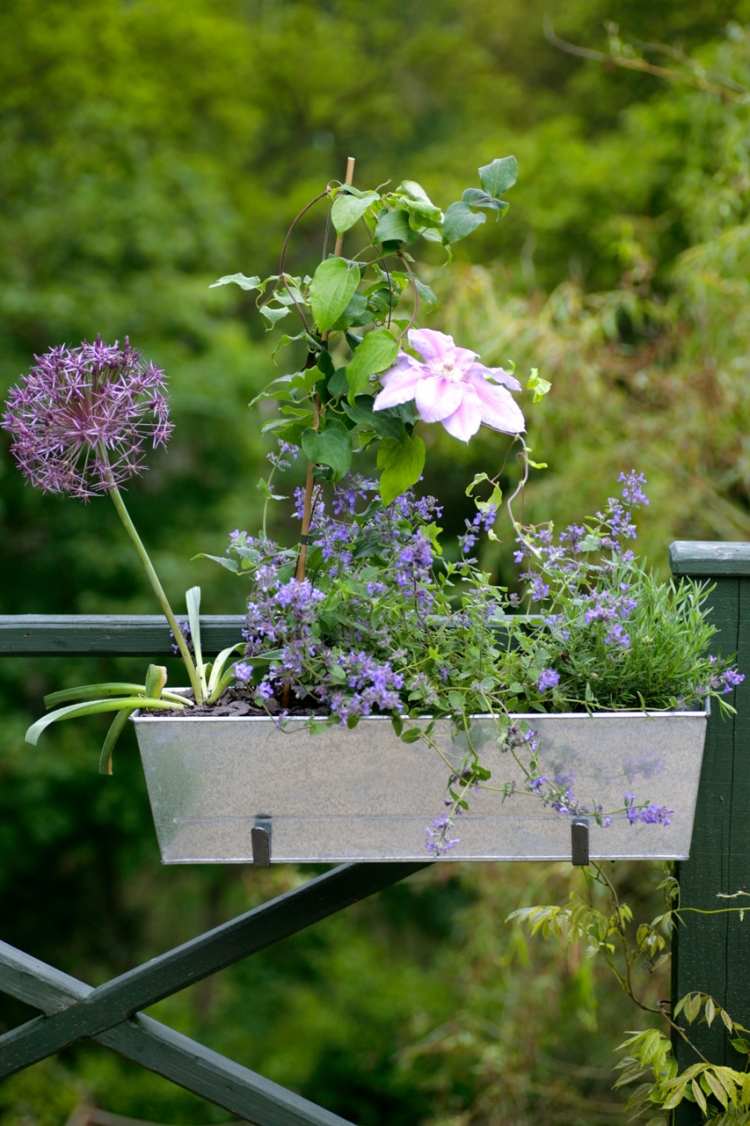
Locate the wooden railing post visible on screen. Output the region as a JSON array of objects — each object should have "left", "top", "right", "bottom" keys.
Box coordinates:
[{"left": 670, "top": 542, "right": 750, "bottom": 1121}]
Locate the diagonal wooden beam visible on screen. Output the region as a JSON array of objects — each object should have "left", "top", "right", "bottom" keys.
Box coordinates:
[
  {"left": 0, "top": 940, "right": 351, "bottom": 1126},
  {"left": 0, "top": 861, "right": 427, "bottom": 1079}
]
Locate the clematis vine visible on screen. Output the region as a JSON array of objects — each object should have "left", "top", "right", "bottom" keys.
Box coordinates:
[{"left": 373, "top": 328, "right": 525, "bottom": 442}]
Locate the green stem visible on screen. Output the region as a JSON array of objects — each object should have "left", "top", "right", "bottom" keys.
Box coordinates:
[{"left": 106, "top": 481, "right": 205, "bottom": 704}]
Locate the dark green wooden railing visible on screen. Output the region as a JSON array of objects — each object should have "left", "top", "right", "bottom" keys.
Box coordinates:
[{"left": 0, "top": 539, "right": 747, "bottom": 1124}]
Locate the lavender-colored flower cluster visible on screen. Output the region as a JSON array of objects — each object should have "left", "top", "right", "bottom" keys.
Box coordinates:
[
  {"left": 624, "top": 793, "right": 672, "bottom": 826},
  {"left": 230, "top": 482, "right": 454, "bottom": 720},
  {"left": 537, "top": 668, "right": 560, "bottom": 692},
  {"left": 459, "top": 505, "right": 497, "bottom": 556},
  {"left": 2, "top": 339, "right": 172, "bottom": 499}
]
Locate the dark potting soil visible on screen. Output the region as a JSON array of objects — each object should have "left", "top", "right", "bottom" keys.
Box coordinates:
[{"left": 141, "top": 688, "right": 325, "bottom": 719}]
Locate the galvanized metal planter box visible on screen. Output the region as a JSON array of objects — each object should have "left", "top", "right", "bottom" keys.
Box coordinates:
[{"left": 132, "top": 708, "right": 708, "bottom": 864}]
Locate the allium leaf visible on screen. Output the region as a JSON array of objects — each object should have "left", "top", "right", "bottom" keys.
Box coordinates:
[
  {"left": 478, "top": 155, "right": 518, "bottom": 198},
  {"left": 377, "top": 433, "right": 426, "bottom": 504},
  {"left": 144, "top": 664, "right": 168, "bottom": 698},
  {"left": 442, "top": 202, "right": 486, "bottom": 245},
  {"left": 25, "top": 697, "right": 183, "bottom": 746},
  {"left": 98, "top": 708, "right": 132, "bottom": 776},
  {"left": 345, "top": 328, "right": 399, "bottom": 403},
  {"left": 209, "top": 273, "right": 262, "bottom": 291},
  {"left": 331, "top": 190, "right": 379, "bottom": 234},
  {"left": 185, "top": 586, "right": 207, "bottom": 692},
  {"left": 309, "top": 257, "right": 360, "bottom": 334}
]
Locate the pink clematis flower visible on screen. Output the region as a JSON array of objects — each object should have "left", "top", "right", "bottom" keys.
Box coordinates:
[{"left": 372, "top": 328, "right": 525, "bottom": 442}]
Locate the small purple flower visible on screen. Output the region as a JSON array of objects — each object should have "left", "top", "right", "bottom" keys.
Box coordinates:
[
  {"left": 605, "top": 623, "right": 631, "bottom": 650},
  {"left": 537, "top": 668, "right": 560, "bottom": 692},
  {"left": 2, "top": 339, "right": 172, "bottom": 499},
  {"left": 425, "top": 813, "right": 461, "bottom": 856},
  {"left": 529, "top": 576, "right": 550, "bottom": 602},
  {"left": 719, "top": 668, "right": 745, "bottom": 694},
  {"left": 619, "top": 470, "right": 649, "bottom": 507},
  {"left": 624, "top": 793, "right": 672, "bottom": 826},
  {"left": 234, "top": 661, "right": 254, "bottom": 684}
]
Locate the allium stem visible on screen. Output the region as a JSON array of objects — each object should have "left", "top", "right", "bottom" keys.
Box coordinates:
[{"left": 106, "top": 479, "right": 205, "bottom": 704}]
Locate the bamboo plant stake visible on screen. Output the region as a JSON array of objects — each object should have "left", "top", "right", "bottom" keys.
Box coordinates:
[{"left": 295, "top": 155, "right": 356, "bottom": 583}]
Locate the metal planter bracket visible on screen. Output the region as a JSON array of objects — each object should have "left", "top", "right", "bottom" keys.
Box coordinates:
[
  {"left": 570, "top": 817, "right": 590, "bottom": 866},
  {"left": 251, "top": 815, "right": 272, "bottom": 866}
]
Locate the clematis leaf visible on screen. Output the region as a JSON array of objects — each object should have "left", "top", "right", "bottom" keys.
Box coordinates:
[
  {"left": 345, "top": 328, "right": 399, "bottom": 403},
  {"left": 209, "top": 273, "right": 261, "bottom": 291},
  {"left": 462, "top": 188, "right": 509, "bottom": 213},
  {"left": 478, "top": 155, "right": 518, "bottom": 198},
  {"left": 331, "top": 190, "right": 379, "bottom": 234},
  {"left": 301, "top": 421, "right": 353, "bottom": 480},
  {"left": 310, "top": 257, "right": 360, "bottom": 334},
  {"left": 443, "top": 202, "right": 486, "bottom": 245},
  {"left": 377, "top": 433, "right": 426, "bottom": 504},
  {"left": 375, "top": 208, "right": 412, "bottom": 246}
]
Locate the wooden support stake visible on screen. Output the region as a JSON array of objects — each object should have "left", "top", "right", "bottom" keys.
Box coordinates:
[
  {"left": 295, "top": 155, "right": 357, "bottom": 584},
  {"left": 669, "top": 541, "right": 750, "bottom": 1124}
]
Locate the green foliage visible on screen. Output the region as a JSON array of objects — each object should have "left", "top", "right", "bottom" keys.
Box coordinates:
[
  {"left": 377, "top": 434, "right": 426, "bottom": 503},
  {"left": 2, "top": 1, "right": 750, "bottom": 1121}
]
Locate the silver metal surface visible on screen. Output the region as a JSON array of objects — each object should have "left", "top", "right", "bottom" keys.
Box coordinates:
[{"left": 131, "top": 710, "right": 708, "bottom": 864}]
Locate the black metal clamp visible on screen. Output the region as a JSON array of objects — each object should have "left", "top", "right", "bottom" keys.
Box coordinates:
[
  {"left": 571, "top": 817, "right": 590, "bottom": 866},
  {"left": 251, "top": 815, "right": 272, "bottom": 866}
]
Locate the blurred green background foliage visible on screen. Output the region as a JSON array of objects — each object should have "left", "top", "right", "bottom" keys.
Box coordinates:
[{"left": 2, "top": 0, "right": 750, "bottom": 1121}]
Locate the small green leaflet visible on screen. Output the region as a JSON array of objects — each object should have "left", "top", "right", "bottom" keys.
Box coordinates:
[
  {"left": 461, "top": 187, "right": 509, "bottom": 213},
  {"left": 414, "top": 278, "right": 438, "bottom": 305},
  {"left": 377, "top": 433, "right": 426, "bottom": 504},
  {"left": 443, "top": 202, "right": 486, "bottom": 245},
  {"left": 331, "top": 190, "right": 379, "bottom": 234},
  {"left": 144, "top": 664, "right": 167, "bottom": 698},
  {"left": 527, "top": 367, "right": 551, "bottom": 402},
  {"left": 478, "top": 155, "right": 518, "bottom": 198},
  {"left": 309, "top": 257, "right": 360, "bottom": 334},
  {"left": 345, "top": 328, "right": 398, "bottom": 402},
  {"left": 209, "top": 273, "right": 261, "bottom": 291},
  {"left": 301, "top": 422, "right": 353, "bottom": 480}
]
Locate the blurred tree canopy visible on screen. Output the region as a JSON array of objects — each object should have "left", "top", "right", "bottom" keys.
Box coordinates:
[{"left": 2, "top": 0, "right": 750, "bottom": 1121}]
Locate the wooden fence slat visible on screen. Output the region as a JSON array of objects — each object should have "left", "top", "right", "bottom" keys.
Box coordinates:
[
  {"left": 670, "top": 543, "right": 750, "bottom": 1124},
  {"left": 0, "top": 615, "right": 245, "bottom": 656},
  {"left": 0, "top": 861, "right": 426, "bottom": 1079},
  {"left": 0, "top": 942, "right": 351, "bottom": 1126}
]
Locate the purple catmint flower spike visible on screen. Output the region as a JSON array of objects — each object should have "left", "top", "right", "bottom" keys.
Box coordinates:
[{"left": 2, "top": 338, "right": 172, "bottom": 500}]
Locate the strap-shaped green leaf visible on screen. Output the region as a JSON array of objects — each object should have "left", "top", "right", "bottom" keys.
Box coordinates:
[
  {"left": 185, "top": 586, "right": 207, "bottom": 697},
  {"left": 98, "top": 708, "right": 133, "bottom": 776},
  {"left": 43, "top": 682, "right": 189, "bottom": 708},
  {"left": 26, "top": 696, "right": 184, "bottom": 747},
  {"left": 208, "top": 643, "right": 245, "bottom": 699}
]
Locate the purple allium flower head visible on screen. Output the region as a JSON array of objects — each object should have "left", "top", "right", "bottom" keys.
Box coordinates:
[
  {"left": 372, "top": 328, "right": 525, "bottom": 443},
  {"left": 537, "top": 668, "right": 560, "bottom": 692},
  {"left": 2, "top": 338, "right": 172, "bottom": 500}
]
